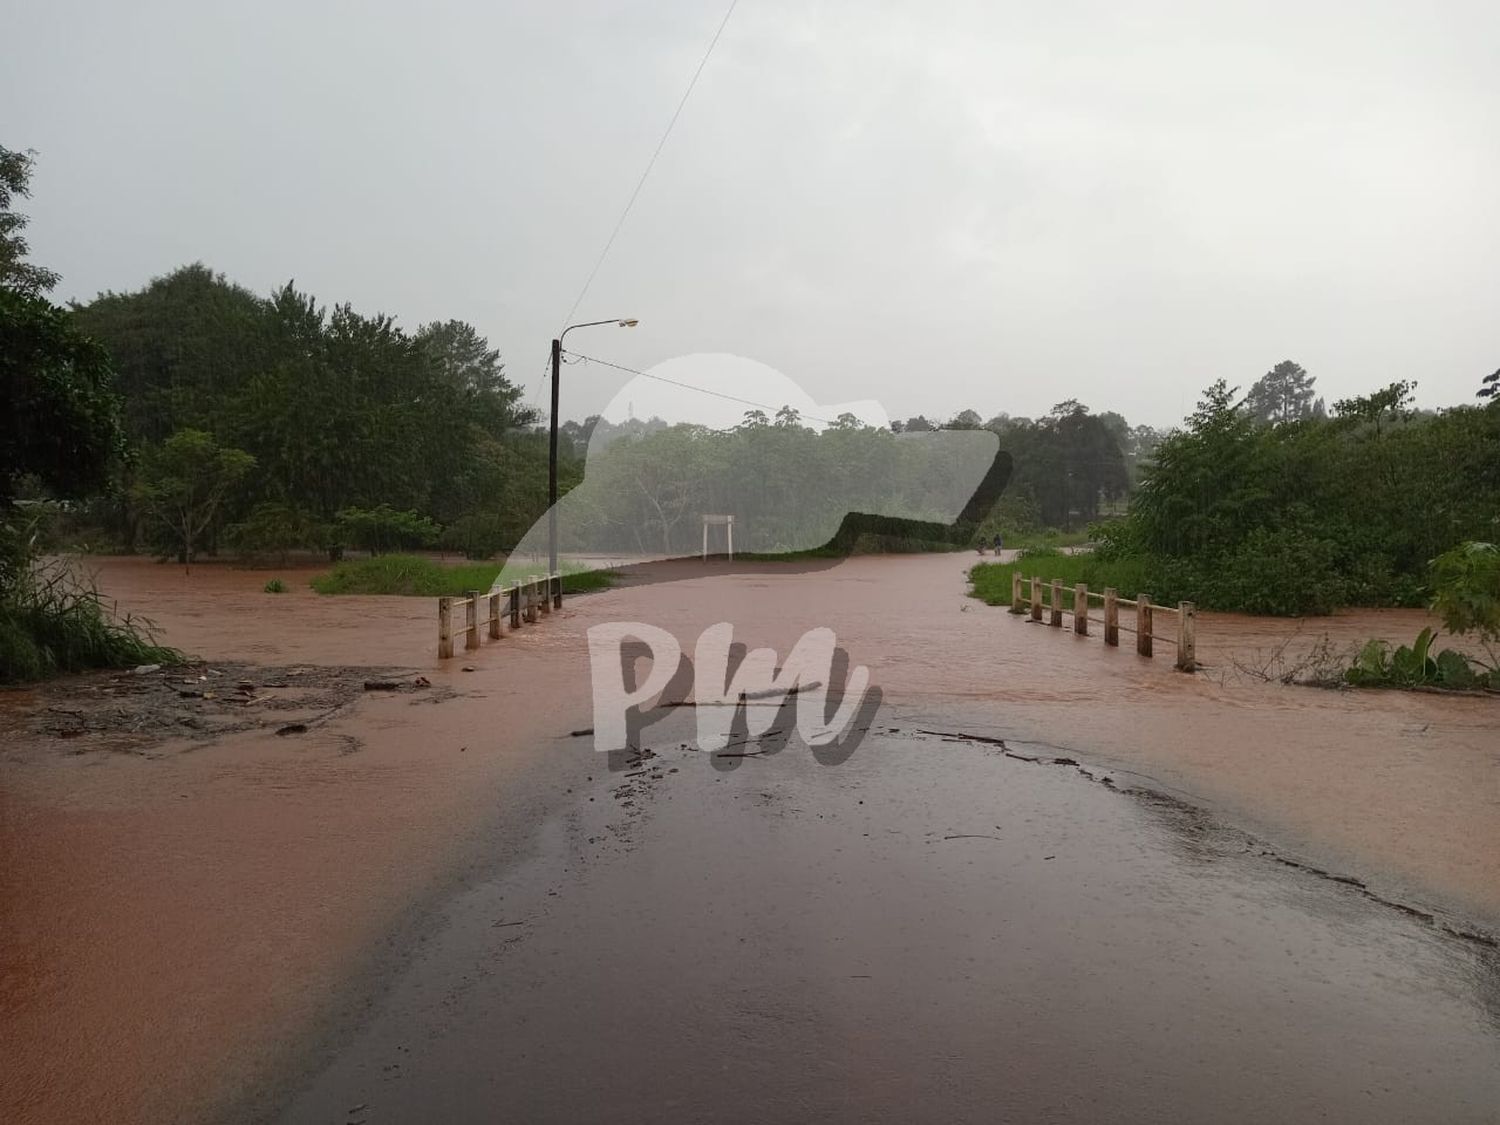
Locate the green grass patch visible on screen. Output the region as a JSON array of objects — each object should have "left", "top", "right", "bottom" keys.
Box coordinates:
[
  {"left": 969, "top": 551, "right": 1155, "bottom": 612},
  {"left": 553, "top": 568, "right": 615, "bottom": 595},
  {"left": 309, "top": 554, "right": 613, "bottom": 597}
]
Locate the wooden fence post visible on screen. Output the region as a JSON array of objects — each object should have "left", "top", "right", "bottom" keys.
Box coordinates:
[
  {"left": 523, "top": 579, "right": 538, "bottom": 623},
  {"left": 1103, "top": 588, "right": 1119, "bottom": 646},
  {"left": 1176, "top": 601, "right": 1196, "bottom": 672},
  {"left": 1049, "top": 579, "right": 1063, "bottom": 627},
  {"left": 539, "top": 576, "right": 553, "bottom": 615},
  {"left": 465, "top": 591, "right": 480, "bottom": 650},
  {"left": 1136, "top": 594, "right": 1153, "bottom": 657},
  {"left": 552, "top": 573, "right": 563, "bottom": 609},
  {"left": 488, "top": 590, "right": 501, "bottom": 639},
  {"left": 438, "top": 596, "right": 453, "bottom": 659},
  {"left": 1009, "top": 571, "right": 1024, "bottom": 614},
  {"left": 509, "top": 585, "right": 521, "bottom": 629},
  {"left": 1030, "top": 576, "right": 1043, "bottom": 622},
  {"left": 1074, "top": 583, "right": 1088, "bottom": 635}
]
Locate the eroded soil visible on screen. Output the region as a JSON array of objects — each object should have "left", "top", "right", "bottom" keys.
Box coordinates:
[{"left": 9, "top": 661, "right": 445, "bottom": 754}]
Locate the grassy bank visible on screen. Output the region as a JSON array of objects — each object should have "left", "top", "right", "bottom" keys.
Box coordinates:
[
  {"left": 969, "top": 551, "right": 1154, "bottom": 612},
  {"left": 309, "top": 554, "right": 614, "bottom": 597}
]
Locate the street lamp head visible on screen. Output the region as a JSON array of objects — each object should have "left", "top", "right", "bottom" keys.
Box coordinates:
[{"left": 619, "top": 319, "right": 639, "bottom": 327}]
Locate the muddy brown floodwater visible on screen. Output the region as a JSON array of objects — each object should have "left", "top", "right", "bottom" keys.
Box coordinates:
[{"left": 1, "top": 554, "right": 1497, "bottom": 1123}]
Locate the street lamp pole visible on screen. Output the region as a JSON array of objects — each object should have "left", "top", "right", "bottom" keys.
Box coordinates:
[{"left": 549, "top": 319, "right": 638, "bottom": 574}]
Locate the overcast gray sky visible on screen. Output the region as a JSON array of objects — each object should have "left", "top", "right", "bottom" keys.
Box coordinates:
[{"left": 7, "top": 0, "right": 1497, "bottom": 427}]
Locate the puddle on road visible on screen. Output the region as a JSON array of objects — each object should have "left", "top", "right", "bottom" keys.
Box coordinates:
[{"left": 275, "top": 720, "right": 1500, "bottom": 1125}]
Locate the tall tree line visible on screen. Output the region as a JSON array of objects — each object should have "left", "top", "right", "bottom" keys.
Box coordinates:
[{"left": 69, "top": 264, "right": 536, "bottom": 558}]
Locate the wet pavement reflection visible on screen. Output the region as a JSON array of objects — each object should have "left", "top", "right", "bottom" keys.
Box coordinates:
[{"left": 278, "top": 713, "right": 1500, "bottom": 1124}]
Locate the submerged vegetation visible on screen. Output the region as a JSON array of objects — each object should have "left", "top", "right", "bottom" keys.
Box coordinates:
[
  {"left": 1342, "top": 541, "right": 1499, "bottom": 692},
  {"left": 1343, "top": 628, "right": 1492, "bottom": 692}
]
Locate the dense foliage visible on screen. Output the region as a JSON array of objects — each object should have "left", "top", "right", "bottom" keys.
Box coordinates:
[
  {"left": 984, "top": 401, "right": 1130, "bottom": 530},
  {"left": 0, "top": 146, "right": 60, "bottom": 296},
  {"left": 69, "top": 265, "right": 539, "bottom": 559},
  {"left": 975, "top": 379, "right": 1500, "bottom": 618},
  {"left": 1429, "top": 541, "right": 1500, "bottom": 645},
  {"left": 1, "top": 149, "right": 179, "bottom": 681},
  {"left": 1107, "top": 378, "right": 1500, "bottom": 614},
  {"left": 1, "top": 288, "right": 123, "bottom": 505}
]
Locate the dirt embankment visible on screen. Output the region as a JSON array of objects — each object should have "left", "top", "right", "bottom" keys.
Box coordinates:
[{"left": 1, "top": 554, "right": 1496, "bottom": 1124}]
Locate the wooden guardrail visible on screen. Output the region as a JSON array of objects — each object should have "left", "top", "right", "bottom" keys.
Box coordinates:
[
  {"left": 438, "top": 573, "right": 562, "bottom": 659},
  {"left": 1007, "top": 572, "right": 1196, "bottom": 672}
]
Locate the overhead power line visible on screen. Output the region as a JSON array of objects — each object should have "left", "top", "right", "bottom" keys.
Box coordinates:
[
  {"left": 527, "top": 0, "right": 740, "bottom": 414},
  {"left": 556, "top": 0, "right": 740, "bottom": 332},
  {"left": 564, "top": 350, "right": 838, "bottom": 426}
]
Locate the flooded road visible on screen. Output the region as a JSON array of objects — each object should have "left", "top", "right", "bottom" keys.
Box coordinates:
[
  {"left": 276, "top": 716, "right": 1500, "bottom": 1123},
  {"left": 2, "top": 554, "right": 1498, "bottom": 1122}
]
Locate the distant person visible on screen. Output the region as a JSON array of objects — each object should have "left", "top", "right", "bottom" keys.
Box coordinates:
[{"left": 993, "top": 532, "right": 1004, "bottom": 555}]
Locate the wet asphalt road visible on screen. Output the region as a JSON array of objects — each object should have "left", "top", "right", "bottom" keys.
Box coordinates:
[{"left": 274, "top": 711, "right": 1500, "bottom": 1124}]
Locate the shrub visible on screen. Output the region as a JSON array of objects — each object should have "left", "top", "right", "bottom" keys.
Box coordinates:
[
  {"left": 439, "top": 512, "right": 510, "bottom": 560},
  {"left": 0, "top": 557, "right": 181, "bottom": 683},
  {"left": 228, "top": 503, "right": 322, "bottom": 565},
  {"left": 310, "top": 554, "right": 474, "bottom": 596},
  {"left": 1205, "top": 528, "right": 1347, "bottom": 616},
  {"left": 1429, "top": 541, "right": 1500, "bottom": 644},
  {"left": 263, "top": 578, "right": 286, "bottom": 593},
  {"left": 335, "top": 505, "right": 440, "bottom": 556},
  {"left": 1344, "top": 627, "right": 1491, "bottom": 691}
]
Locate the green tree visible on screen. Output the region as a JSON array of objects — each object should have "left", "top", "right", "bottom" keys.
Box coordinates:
[
  {"left": 72, "top": 263, "right": 269, "bottom": 443},
  {"left": 989, "top": 402, "right": 1127, "bottom": 530},
  {"left": 226, "top": 501, "right": 323, "bottom": 564},
  {"left": 1131, "top": 380, "right": 1271, "bottom": 557},
  {"left": 335, "top": 505, "right": 439, "bottom": 555},
  {"left": 1479, "top": 367, "right": 1498, "bottom": 402},
  {"left": 1333, "top": 380, "right": 1415, "bottom": 438},
  {"left": 134, "top": 429, "right": 255, "bottom": 564},
  {"left": 1244, "top": 360, "right": 1316, "bottom": 425},
  {"left": 73, "top": 270, "right": 534, "bottom": 551},
  {"left": 1, "top": 289, "right": 123, "bottom": 507},
  {"left": 0, "top": 146, "right": 60, "bottom": 297}
]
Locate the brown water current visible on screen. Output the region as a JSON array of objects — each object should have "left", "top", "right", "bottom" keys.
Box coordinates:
[{"left": 1, "top": 554, "right": 1496, "bottom": 1122}]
